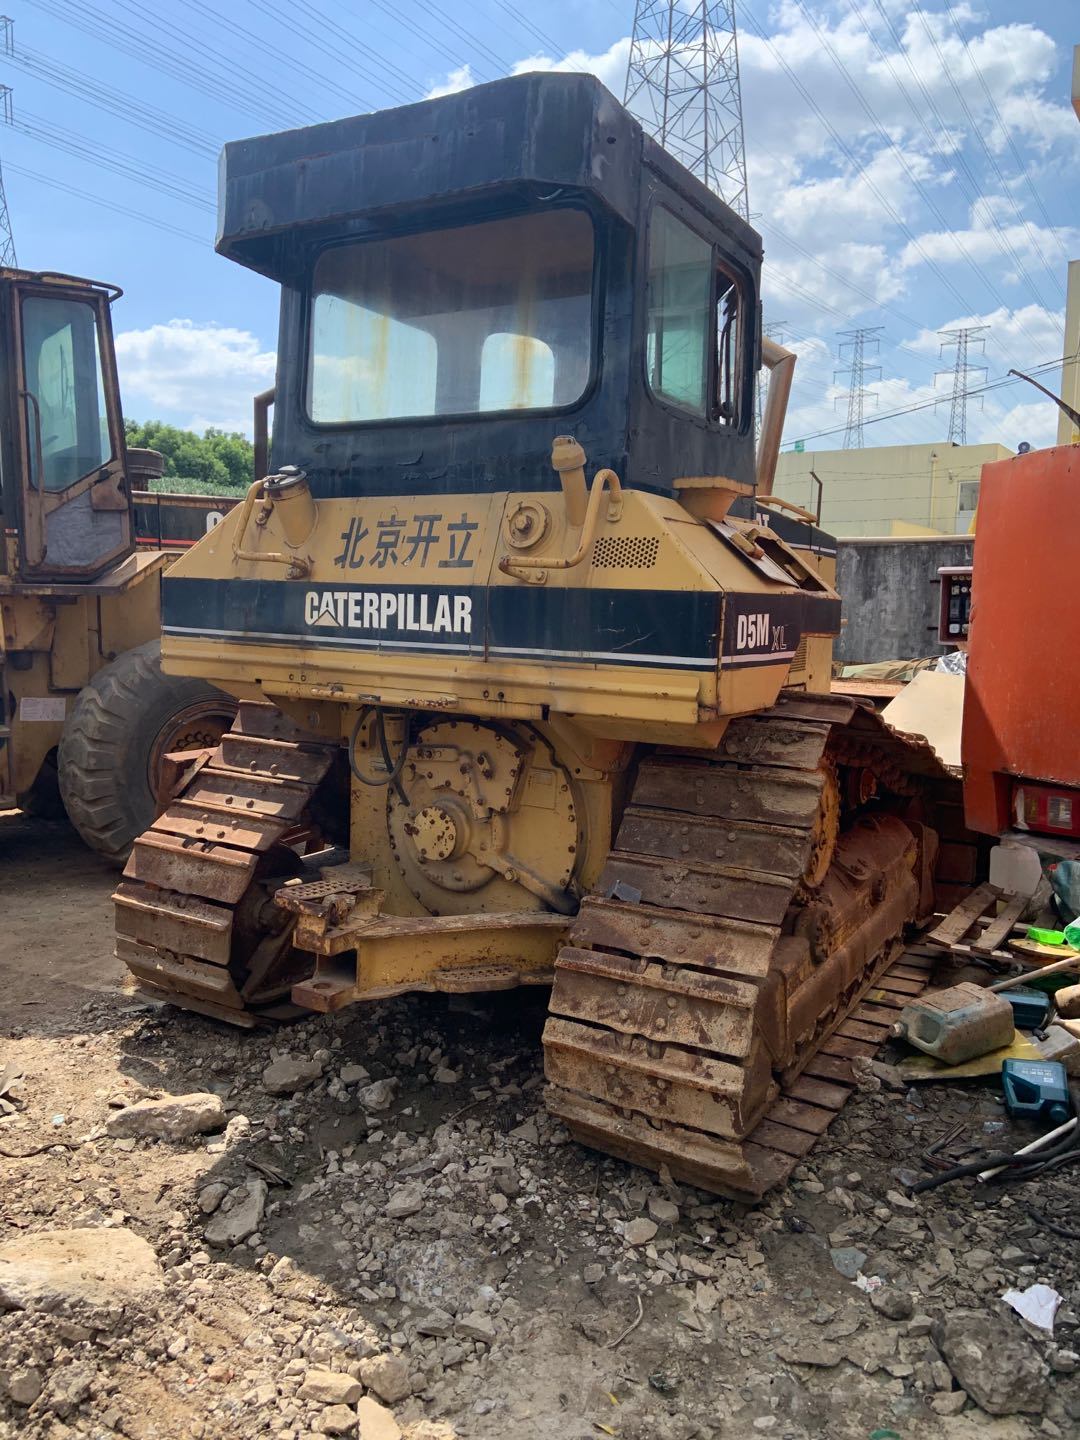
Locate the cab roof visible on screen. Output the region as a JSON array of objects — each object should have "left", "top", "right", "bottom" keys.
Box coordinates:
[{"left": 216, "top": 71, "right": 761, "bottom": 279}]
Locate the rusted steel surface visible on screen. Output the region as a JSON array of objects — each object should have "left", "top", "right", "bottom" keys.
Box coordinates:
[
  {"left": 544, "top": 701, "right": 948, "bottom": 1202},
  {"left": 114, "top": 702, "right": 336, "bottom": 1022}
]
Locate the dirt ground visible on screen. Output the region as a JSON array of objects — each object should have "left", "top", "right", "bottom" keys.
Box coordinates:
[{"left": 2, "top": 808, "right": 1078, "bottom": 1440}]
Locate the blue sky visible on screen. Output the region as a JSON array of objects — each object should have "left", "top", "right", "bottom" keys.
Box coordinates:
[{"left": 5, "top": 1, "right": 1077, "bottom": 449}]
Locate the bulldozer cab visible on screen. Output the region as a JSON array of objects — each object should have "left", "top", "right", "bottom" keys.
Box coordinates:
[
  {"left": 0, "top": 268, "right": 133, "bottom": 581},
  {"left": 217, "top": 72, "right": 762, "bottom": 501}
]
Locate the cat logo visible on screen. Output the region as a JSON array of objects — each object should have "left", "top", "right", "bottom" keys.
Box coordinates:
[{"left": 303, "top": 589, "right": 472, "bottom": 635}]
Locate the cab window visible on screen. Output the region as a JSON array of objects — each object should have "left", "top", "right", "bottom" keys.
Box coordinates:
[
  {"left": 308, "top": 209, "right": 595, "bottom": 423},
  {"left": 646, "top": 207, "right": 711, "bottom": 415},
  {"left": 22, "top": 296, "right": 112, "bottom": 492}
]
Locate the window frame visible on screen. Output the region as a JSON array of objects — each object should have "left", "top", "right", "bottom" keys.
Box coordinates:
[
  {"left": 301, "top": 199, "right": 604, "bottom": 432},
  {"left": 642, "top": 193, "right": 755, "bottom": 436},
  {"left": 20, "top": 292, "right": 117, "bottom": 495}
]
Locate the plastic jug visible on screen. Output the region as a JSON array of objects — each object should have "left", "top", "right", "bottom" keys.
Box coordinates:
[{"left": 894, "top": 982, "right": 1014, "bottom": 1064}]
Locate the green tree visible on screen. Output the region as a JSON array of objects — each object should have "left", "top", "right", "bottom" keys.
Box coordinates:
[{"left": 124, "top": 420, "right": 254, "bottom": 495}]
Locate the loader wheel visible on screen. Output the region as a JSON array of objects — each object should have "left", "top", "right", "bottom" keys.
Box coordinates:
[{"left": 58, "top": 639, "right": 236, "bottom": 865}]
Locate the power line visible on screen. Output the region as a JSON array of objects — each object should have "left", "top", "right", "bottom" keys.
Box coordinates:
[
  {"left": 792, "top": 354, "right": 1066, "bottom": 445},
  {"left": 834, "top": 327, "right": 883, "bottom": 449},
  {"left": 625, "top": 1, "right": 749, "bottom": 219},
  {"left": 788, "top": 0, "right": 1052, "bottom": 339},
  {"left": 936, "top": 325, "right": 989, "bottom": 445},
  {"left": 6, "top": 161, "right": 206, "bottom": 244}
]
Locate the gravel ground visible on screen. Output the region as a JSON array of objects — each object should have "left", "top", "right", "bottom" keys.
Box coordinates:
[{"left": 2, "top": 808, "right": 1078, "bottom": 1440}]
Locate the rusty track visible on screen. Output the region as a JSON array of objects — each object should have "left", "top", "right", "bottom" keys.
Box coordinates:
[
  {"left": 543, "top": 693, "right": 952, "bottom": 1202},
  {"left": 114, "top": 703, "right": 336, "bottom": 1026}
]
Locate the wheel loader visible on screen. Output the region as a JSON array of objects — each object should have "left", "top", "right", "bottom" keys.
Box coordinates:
[
  {"left": 0, "top": 267, "right": 234, "bottom": 859},
  {"left": 116, "top": 73, "right": 964, "bottom": 1199}
]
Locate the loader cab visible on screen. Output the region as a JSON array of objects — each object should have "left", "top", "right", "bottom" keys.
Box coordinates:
[
  {"left": 217, "top": 72, "right": 762, "bottom": 501},
  {"left": 0, "top": 269, "right": 134, "bottom": 581}
]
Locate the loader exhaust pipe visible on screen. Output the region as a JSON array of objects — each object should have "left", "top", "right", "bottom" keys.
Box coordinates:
[{"left": 756, "top": 336, "right": 796, "bottom": 497}]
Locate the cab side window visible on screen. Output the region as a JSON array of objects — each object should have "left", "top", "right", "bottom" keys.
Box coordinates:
[{"left": 646, "top": 207, "right": 712, "bottom": 416}]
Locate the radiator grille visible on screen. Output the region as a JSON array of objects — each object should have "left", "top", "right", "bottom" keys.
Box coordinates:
[
  {"left": 592, "top": 535, "right": 659, "bottom": 570},
  {"left": 789, "top": 636, "right": 808, "bottom": 672}
]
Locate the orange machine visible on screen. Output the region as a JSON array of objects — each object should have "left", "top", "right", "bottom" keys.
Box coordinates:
[{"left": 961, "top": 444, "right": 1080, "bottom": 853}]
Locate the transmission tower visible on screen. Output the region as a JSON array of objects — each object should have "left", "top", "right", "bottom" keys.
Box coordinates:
[
  {"left": 0, "top": 22, "right": 13, "bottom": 267},
  {"left": 834, "top": 327, "right": 883, "bottom": 450},
  {"left": 936, "top": 326, "right": 989, "bottom": 445},
  {"left": 624, "top": 0, "right": 749, "bottom": 219}
]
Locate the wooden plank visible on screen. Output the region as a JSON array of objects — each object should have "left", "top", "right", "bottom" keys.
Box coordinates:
[
  {"left": 785, "top": 1076, "right": 852, "bottom": 1111},
  {"left": 835, "top": 1018, "right": 890, "bottom": 1044},
  {"left": 853, "top": 1001, "right": 901, "bottom": 1026},
  {"left": 874, "top": 975, "right": 926, "bottom": 998},
  {"left": 972, "top": 893, "right": 1028, "bottom": 956},
  {"left": 767, "top": 1097, "right": 835, "bottom": 1134},
  {"left": 889, "top": 963, "right": 937, "bottom": 982},
  {"left": 803, "top": 1054, "right": 856, "bottom": 1086},
  {"left": 820, "top": 1033, "right": 878, "bottom": 1060},
  {"left": 927, "top": 882, "right": 999, "bottom": 947},
  {"left": 751, "top": 1119, "right": 818, "bottom": 1157}
]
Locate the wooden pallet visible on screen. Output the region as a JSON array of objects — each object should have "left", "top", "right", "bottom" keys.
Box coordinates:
[
  {"left": 923, "top": 885, "right": 1028, "bottom": 961},
  {"left": 743, "top": 947, "right": 937, "bottom": 1188}
]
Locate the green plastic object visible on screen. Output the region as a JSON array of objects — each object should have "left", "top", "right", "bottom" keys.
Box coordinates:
[
  {"left": 1026, "top": 926, "right": 1067, "bottom": 946},
  {"left": 1065, "top": 917, "right": 1080, "bottom": 948}
]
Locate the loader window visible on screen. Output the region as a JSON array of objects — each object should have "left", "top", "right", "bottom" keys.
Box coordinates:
[
  {"left": 716, "top": 266, "right": 741, "bottom": 427},
  {"left": 646, "top": 207, "right": 711, "bottom": 415},
  {"left": 21, "top": 296, "right": 111, "bottom": 492},
  {"left": 308, "top": 208, "right": 594, "bottom": 423}
]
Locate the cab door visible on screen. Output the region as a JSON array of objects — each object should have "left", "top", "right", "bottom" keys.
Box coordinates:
[{"left": 10, "top": 277, "right": 133, "bottom": 579}]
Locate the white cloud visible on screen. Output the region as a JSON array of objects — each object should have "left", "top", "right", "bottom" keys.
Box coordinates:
[
  {"left": 508, "top": 37, "right": 632, "bottom": 97},
  {"left": 424, "top": 65, "right": 475, "bottom": 100},
  {"left": 115, "top": 320, "right": 275, "bottom": 436}
]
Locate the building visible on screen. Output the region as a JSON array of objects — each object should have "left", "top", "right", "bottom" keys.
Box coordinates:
[{"left": 772, "top": 440, "right": 1014, "bottom": 537}]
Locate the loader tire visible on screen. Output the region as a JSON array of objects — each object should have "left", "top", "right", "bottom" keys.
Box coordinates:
[{"left": 58, "top": 639, "right": 235, "bottom": 866}]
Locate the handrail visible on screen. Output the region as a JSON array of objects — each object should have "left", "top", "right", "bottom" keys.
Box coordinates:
[
  {"left": 498, "top": 467, "right": 623, "bottom": 579},
  {"left": 231, "top": 477, "right": 307, "bottom": 575},
  {"left": 754, "top": 493, "right": 818, "bottom": 525}
]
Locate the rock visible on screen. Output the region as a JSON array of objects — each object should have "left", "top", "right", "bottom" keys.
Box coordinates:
[
  {"left": 0, "top": 1227, "right": 163, "bottom": 1314},
  {"left": 870, "top": 1286, "right": 915, "bottom": 1321},
  {"left": 104, "top": 1091, "right": 225, "bottom": 1140},
  {"left": 829, "top": 1246, "right": 867, "bottom": 1279},
  {"left": 318, "top": 1403, "right": 358, "bottom": 1434},
  {"left": 933, "top": 1313, "right": 1048, "bottom": 1416},
  {"left": 359, "top": 1353, "right": 411, "bottom": 1404},
  {"left": 417, "top": 1307, "right": 454, "bottom": 1337},
  {"left": 356, "top": 1078, "right": 396, "bottom": 1112},
  {"left": 262, "top": 1056, "right": 323, "bottom": 1094},
  {"left": 907, "top": 1314, "right": 934, "bottom": 1337},
  {"left": 931, "top": 1391, "right": 968, "bottom": 1416},
  {"left": 385, "top": 1183, "right": 424, "bottom": 1220},
  {"left": 357, "top": 1396, "right": 402, "bottom": 1440},
  {"left": 198, "top": 1183, "right": 229, "bottom": 1215},
  {"left": 4, "top": 1366, "right": 43, "bottom": 1405},
  {"left": 299, "top": 1369, "right": 363, "bottom": 1405},
  {"left": 508, "top": 1117, "right": 539, "bottom": 1143},
  {"left": 457, "top": 1311, "right": 496, "bottom": 1343},
  {"left": 624, "top": 1218, "right": 658, "bottom": 1246},
  {"left": 339, "top": 1064, "right": 370, "bottom": 1085},
  {"left": 648, "top": 1197, "right": 680, "bottom": 1225},
  {"left": 203, "top": 1179, "right": 267, "bottom": 1249},
  {"left": 433, "top": 1066, "right": 460, "bottom": 1084},
  {"left": 583, "top": 1264, "right": 605, "bottom": 1285},
  {"left": 43, "top": 1362, "right": 95, "bottom": 1417},
  {"left": 777, "top": 1341, "right": 843, "bottom": 1368}
]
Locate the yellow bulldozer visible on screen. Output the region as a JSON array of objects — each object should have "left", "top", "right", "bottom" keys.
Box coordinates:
[
  {"left": 0, "top": 267, "right": 235, "bottom": 858},
  {"left": 115, "top": 74, "right": 965, "bottom": 1200}
]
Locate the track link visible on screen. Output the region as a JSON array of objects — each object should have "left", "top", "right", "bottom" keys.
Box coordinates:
[
  {"left": 114, "top": 702, "right": 337, "bottom": 1025},
  {"left": 543, "top": 693, "right": 952, "bottom": 1201}
]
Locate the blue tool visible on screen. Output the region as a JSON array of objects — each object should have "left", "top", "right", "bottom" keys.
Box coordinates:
[{"left": 1001, "top": 1059, "right": 1072, "bottom": 1126}]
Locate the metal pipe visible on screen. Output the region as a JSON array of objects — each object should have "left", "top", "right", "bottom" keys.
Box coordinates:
[
  {"left": 253, "top": 386, "right": 275, "bottom": 483},
  {"left": 499, "top": 467, "right": 623, "bottom": 577},
  {"left": 755, "top": 336, "right": 796, "bottom": 496}
]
